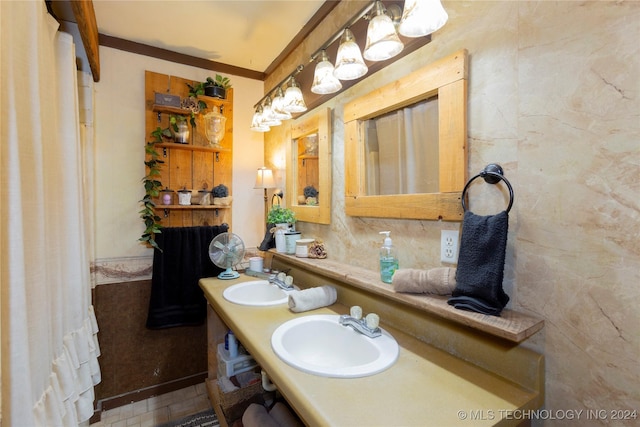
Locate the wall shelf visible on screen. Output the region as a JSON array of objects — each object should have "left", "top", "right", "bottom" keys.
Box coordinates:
[
  {"left": 156, "top": 143, "right": 230, "bottom": 154},
  {"left": 154, "top": 205, "right": 231, "bottom": 210},
  {"left": 145, "top": 70, "right": 233, "bottom": 228},
  {"left": 270, "top": 252, "right": 544, "bottom": 343}
]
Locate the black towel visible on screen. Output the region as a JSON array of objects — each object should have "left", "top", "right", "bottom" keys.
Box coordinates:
[
  {"left": 448, "top": 211, "right": 510, "bottom": 316},
  {"left": 146, "top": 225, "right": 228, "bottom": 329},
  {"left": 258, "top": 223, "right": 276, "bottom": 251}
]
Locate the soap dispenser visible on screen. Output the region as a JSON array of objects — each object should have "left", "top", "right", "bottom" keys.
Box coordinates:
[{"left": 379, "top": 231, "right": 399, "bottom": 284}]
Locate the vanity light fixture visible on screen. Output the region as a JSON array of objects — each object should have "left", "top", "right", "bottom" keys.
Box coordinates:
[
  {"left": 271, "top": 87, "right": 292, "bottom": 121},
  {"left": 363, "top": 1, "right": 404, "bottom": 61},
  {"left": 250, "top": 105, "right": 270, "bottom": 132},
  {"left": 261, "top": 96, "right": 282, "bottom": 127},
  {"left": 283, "top": 77, "right": 308, "bottom": 113},
  {"left": 311, "top": 50, "right": 343, "bottom": 95},
  {"left": 333, "top": 28, "right": 368, "bottom": 81},
  {"left": 399, "top": 0, "right": 449, "bottom": 37},
  {"left": 252, "top": 0, "right": 449, "bottom": 132}
]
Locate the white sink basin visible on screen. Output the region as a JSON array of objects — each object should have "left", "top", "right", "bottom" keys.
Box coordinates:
[
  {"left": 271, "top": 314, "right": 399, "bottom": 378},
  {"left": 223, "top": 280, "right": 290, "bottom": 306}
]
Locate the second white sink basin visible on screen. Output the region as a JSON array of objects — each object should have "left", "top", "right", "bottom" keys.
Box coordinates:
[
  {"left": 271, "top": 314, "right": 399, "bottom": 378},
  {"left": 223, "top": 280, "right": 290, "bottom": 306}
]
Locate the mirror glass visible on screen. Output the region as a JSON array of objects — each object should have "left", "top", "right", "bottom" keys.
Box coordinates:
[
  {"left": 344, "top": 49, "right": 468, "bottom": 221},
  {"left": 295, "top": 133, "right": 319, "bottom": 204},
  {"left": 286, "top": 108, "right": 332, "bottom": 224},
  {"left": 364, "top": 97, "right": 439, "bottom": 195}
]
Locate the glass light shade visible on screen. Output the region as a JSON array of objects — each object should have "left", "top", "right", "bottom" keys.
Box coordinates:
[
  {"left": 203, "top": 106, "right": 226, "bottom": 148},
  {"left": 250, "top": 106, "right": 270, "bottom": 132},
  {"left": 261, "top": 97, "right": 282, "bottom": 127},
  {"left": 271, "top": 87, "right": 292, "bottom": 120},
  {"left": 333, "top": 28, "right": 368, "bottom": 81},
  {"left": 363, "top": 5, "right": 404, "bottom": 61},
  {"left": 399, "top": 0, "right": 448, "bottom": 37},
  {"left": 283, "top": 78, "right": 307, "bottom": 113},
  {"left": 254, "top": 167, "right": 276, "bottom": 189},
  {"left": 311, "top": 50, "right": 343, "bottom": 95}
]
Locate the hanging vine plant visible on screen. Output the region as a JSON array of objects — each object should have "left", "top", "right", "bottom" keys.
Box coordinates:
[{"left": 139, "top": 127, "right": 164, "bottom": 251}]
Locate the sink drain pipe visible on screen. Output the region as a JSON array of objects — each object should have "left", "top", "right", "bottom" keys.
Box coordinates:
[{"left": 261, "top": 369, "right": 277, "bottom": 392}]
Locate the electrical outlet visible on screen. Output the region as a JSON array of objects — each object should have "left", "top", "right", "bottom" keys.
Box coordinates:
[{"left": 441, "top": 230, "right": 460, "bottom": 264}]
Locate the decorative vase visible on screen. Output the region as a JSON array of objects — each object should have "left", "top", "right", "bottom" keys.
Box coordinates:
[{"left": 175, "top": 121, "right": 189, "bottom": 144}]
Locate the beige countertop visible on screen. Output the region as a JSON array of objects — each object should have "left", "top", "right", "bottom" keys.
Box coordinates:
[{"left": 200, "top": 275, "right": 541, "bottom": 427}]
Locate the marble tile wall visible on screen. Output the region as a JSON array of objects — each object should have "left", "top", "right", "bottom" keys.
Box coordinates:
[{"left": 265, "top": 0, "right": 639, "bottom": 422}]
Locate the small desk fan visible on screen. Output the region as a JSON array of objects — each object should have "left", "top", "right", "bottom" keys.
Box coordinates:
[{"left": 209, "top": 232, "right": 245, "bottom": 279}]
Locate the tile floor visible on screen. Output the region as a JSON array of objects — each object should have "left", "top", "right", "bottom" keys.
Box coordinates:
[{"left": 90, "top": 383, "right": 212, "bottom": 427}]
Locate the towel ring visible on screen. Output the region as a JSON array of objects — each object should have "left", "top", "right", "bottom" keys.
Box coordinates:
[{"left": 461, "top": 164, "right": 514, "bottom": 213}]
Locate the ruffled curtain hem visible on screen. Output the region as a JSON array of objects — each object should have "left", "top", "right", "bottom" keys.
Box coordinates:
[{"left": 33, "top": 306, "right": 102, "bottom": 426}]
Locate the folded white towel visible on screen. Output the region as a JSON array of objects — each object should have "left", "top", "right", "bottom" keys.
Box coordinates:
[{"left": 288, "top": 286, "right": 337, "bottom": 312}]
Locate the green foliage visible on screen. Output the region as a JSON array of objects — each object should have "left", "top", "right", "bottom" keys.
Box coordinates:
[
  {"left": 185, "top": 83, "right": 208, "bottom": 126},
  {"left": 169, "top": 114, "right": 186, "bottom": 132},
  {"left": 186, "top": 81, "right": 205, "bottom": 97},
  {"left": 267, "top": 206, "right": 296, "bottom": 225},
  {"left": 206, "top": 74, "right": 232, "bottom": 90},
  {"left": 139, "top": 127, "right": 165, "bottom": 251}
]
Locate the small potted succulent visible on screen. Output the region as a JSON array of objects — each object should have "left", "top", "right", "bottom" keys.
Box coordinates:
[
  {"left": 212, "top": 184, "right": 232, "bottom": 206},
  {"left": 204, "top": 74, "right": 232, "bottom": 99}
]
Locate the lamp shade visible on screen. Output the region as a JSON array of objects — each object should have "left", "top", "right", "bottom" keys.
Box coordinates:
[
  {"left": 250, "top": 106, "right": 270, "bottom": 132},
  {"left": 271, "top": 87, "right": 292, "bottom": 120},
  {"left": 399, "top": 0, "right": 448, "bottom": 37},
  {"left": 283, "top": 78, "right": 307, "bottom": 113},
  {"left": 363, "top": 1, "right": 404, "bottom": 61},
  {"left": 254, "top": 167, "right": 276, "bottom": 189},
  {"left": 333, "top": 28, "right": 368, "bottom": 81},
  {"left": 311, "top": 50, "right": 343, "bottom": 95},
  {"left": 261, "top": 96, "right": 282, "bottom": 127}
]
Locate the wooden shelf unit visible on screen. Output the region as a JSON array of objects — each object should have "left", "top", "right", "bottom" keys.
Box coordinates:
[{"left": 145, "top": 70, "right": 233, "bottom": 229}]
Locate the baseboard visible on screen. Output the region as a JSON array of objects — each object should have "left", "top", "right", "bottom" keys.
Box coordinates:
[{"left": 90, "top": 372, "right": 208, "bottom": 423}]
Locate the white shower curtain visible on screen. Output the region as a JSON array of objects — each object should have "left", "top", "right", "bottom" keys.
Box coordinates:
[
  {"left": 366, "top": 98, "right": 440, "bottom": 195},
  {"left": 1, "top": 2, "right": 101, "bottom": 426}
]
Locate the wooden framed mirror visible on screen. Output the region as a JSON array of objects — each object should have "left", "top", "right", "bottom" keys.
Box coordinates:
[
  {"left": 286, "top": 108, "right": 332, "bottom": 224},
  {"left": 344, "top": 49, "right": 468, "bottom": 221}
]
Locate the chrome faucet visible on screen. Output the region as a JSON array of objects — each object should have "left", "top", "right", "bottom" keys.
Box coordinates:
[
  {"left": 339, "top": 306, "right": 381, "bottom": 338},
  {"left": 269, "top": 272, "right": 294, "bottom": 291}
]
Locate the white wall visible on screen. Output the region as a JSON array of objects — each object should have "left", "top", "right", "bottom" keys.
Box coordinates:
[{"left": 94, "top": 47, "right": 265, "bottom": 265}]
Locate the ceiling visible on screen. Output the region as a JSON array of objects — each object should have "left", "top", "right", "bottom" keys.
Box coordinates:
[{"left": 51, "top": 0, "right": 327, "bottom": 76}]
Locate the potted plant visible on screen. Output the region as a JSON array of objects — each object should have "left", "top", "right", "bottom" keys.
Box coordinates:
[
  {"left": 169, "top": 115, "right": 189, "bottom": 144},
  {"left": 204, "top": 74, "right": 232, "bottom": 99},
  {"left": 267, "top": 205, "right": 296, "bottom": 226},
  {"left": 212, "top": 183, "right": 232, "bottom": 206}
]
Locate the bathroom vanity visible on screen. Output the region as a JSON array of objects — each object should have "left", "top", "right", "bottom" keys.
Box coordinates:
[{"left": 200, "top": 252, "right": 544, "bottom": 426}]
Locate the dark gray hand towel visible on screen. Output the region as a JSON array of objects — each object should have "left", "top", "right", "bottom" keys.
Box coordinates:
[{"left": 448, "top": 210, "right": 510, "bottom": 316}]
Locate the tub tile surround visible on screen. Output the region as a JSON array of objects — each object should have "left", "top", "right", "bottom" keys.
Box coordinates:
[
  {"left": 200, "top": 261, "right": 544, "bottom": 426},
  {"left": 265, "top": 0, "right": 639, "bottom": 418}
]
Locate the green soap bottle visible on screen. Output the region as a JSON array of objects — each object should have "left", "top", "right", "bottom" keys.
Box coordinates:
[{"left": 379, "top": 231, "right": 399, "bottom": 284}]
